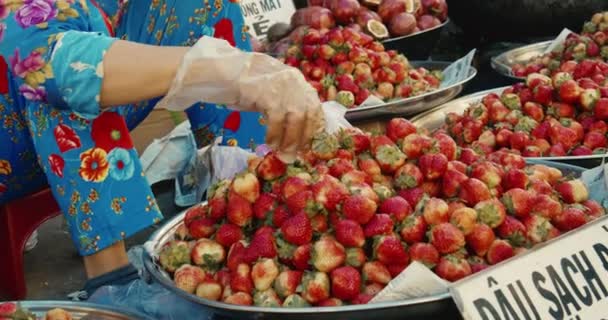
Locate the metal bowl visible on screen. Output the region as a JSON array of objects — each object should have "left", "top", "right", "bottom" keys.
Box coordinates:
[
  {"left": 5, "top": 301, "right": 153, "bottom": 320},
  {"left": 410, "top": 87, "right": 608, "bottom": 168},
  {"left": 345, "top": 60, "right": 477, "bottom": 123},
  {"left": 382, "top": 19, "right": 449, "bottom": 60},
  {"left": 143, "top": 210, "right": 457, "bottom": 320},
  {"left": 491, "top": 41, "right": 552, "bottom": 80}
]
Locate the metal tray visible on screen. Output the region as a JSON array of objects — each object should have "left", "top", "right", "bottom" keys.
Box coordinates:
[
  {"left": 4, "top": 301, "right": 153, "bottom": 320},
  {"left": 345, "top": 61, "right": 477, "bottom": 124},
  {"left": 490, "top": 41, "right": 552, "bottom": 80},
  {"left": 143, "top": 209, "right": 457, "bottom": 320},
  {"left": 382, "top": 19, "right": 449, "bottom": 60},
  {"left": 410, "top": 86, "right": 608, "bottom": 168}
]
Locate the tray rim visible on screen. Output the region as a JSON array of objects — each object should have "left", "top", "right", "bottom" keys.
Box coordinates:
[
  {"left": 6, "top": 300, "right": 154, "bottom": 319},
  {"left": 410, "top": 86, "right": 608, "bottom": 162},
  {"left": 143, "top": 209, "right": 452, "bottom": 315},
  {"left": 490, "top": 40, "right": 553, "bottom": 80},
  {"left": 381, "top": 18, "right": 449, "bottom": 44}
]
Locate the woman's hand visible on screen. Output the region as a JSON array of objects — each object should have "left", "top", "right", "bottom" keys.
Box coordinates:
[{"left": 156, "top": 37, "right": 325, "bottom": 161}]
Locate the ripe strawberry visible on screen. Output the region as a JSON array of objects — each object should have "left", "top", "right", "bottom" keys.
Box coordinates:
[
  {"left": 399, "top": 214, "right": 427, "bottom": 244},
  {"left": 398, "top": 187, "right": 426, "bottom": 208},
  {"left": 401, "top": 133, "right": 434, "bottom": 159},
  {"left": 214, "top": 224, "right": 243, "bottom": 248},
  {"left": 474, "top": 199, "right": 506, "bottom": 228},
  {"left": 269, "top": 205, "right": 289, "bottom": 228},
  {"left": 466, "top": 224, "right": 496, "bottom": 256},
  {"left": 280, "top": 212, "right": 313, "bottom": 246},
  {"left": 533, "top": 84, "right": 553, "bottom": 105},
  {"left": 375, "top": 145, "right": 407, "bottom": 173},
  {"left": 555, "top": 179, "right": 589, "bottom": 204},
  {"left": 386, "top": 118, "right": 417, "bottom": 142},
  {"left": 468, "top": 256, "right": 489, "bottom": 274},
  {"left": 595, "top": 98, "right": 608, "bottom": 120},
  {"left": 422, "top": 197, "right": 449, "bottom": 225},
  {"left": 470, "top": 161, "right": 503, "bottom": 189},
  {"left": 244, "top": 227, "right": 277, "bottom": 263},
  {"left": 362, "top": 261, "right": 392, "bottom": 284},
  {"left": 188, "top": 217, "right": 216, "bottom": 240},
  {"left": 328, "top": 158, "right": 355, "bottom": 178},
  {"left": 523, "top": 215, "right": 553, "bottom": 245},
  {"left": 301, "top": 272, "right": 330, "bottom": 304},
  {"left": 408, "top": 242, "right": 440, "bottom": 268},
  {"left": 339, "top": 128, "right": 371, "bottom": 154},
  {"left": 486, "top": 239, "right": 515, "bottom": 265},
  {"left": 435, "top": 255, "right": 472, "bottom": 282},
  {"left": 343, "top": 194, "right": 377, "bottom": 225},
  {"left": 364, "top": 214, "right": 394, "bottom": 237},
  {"left": 373, "top": 234, "right": 409, "bottom": 266},
  {"left": 312, "top": 174, "right": 350, "bottom": 212},
  {"left": 386, "top": 263, "right": 408, "bottom": 277},
  {"left": 351, "top": 293, "right": 374, "bottom": 305},
  {"left": 394, "top": 163, "right": 423, "bottom": 189},
  {"left": 441, "top": 164, "right": 469, "bottom": 198},
  {"left": 312, "top": 237, "right": 346, "bottom": 272},
  {"left": 346, "top": 247, "right": 367, "bottom": 268},
  {"left": 174, "top": 264, "right": 207, "bottom": 293},
  {"left": 459, "top": 178, "right": 492, "bottom": 206},
  {"left": 552, "top": 205, "right": 587, "bottom": 232},
  {"left": 502, "top": 169, "right": 529, "bottom": 191},
  {"left": 341, "top": 169, "right": 372, "bottom": 186},
  {"left": 430, "top": 223, "right": 465, "bottom": 254},
  {"left": 316, "top": 298, "right": 343, "bottom": 307},
  {"left": 273, "top": 270, "right": 303, "bottom": 299},
  {"left": 364, "top": 282, "right": 384, "bottom": 296},
  {"left": 559, "top": 79, "right": 582, "bottom": 103},
  {"left": 256, "top": 153, "right": 287, "bottom": 181},
  {"left": 331, "top": 266, "right": 362, "bottom": 301},
  {"left": 522, "top": 102, "right": 545, "bottom": 122},
  {"left": 282, "top": 176, "right": 310, "bottom": 201},
  {"left": 530, "top": 194, "right": 562, "bottom": 219},
  {"left": 584, "top": 131, "right": 608, "bottom": 150},
  {"left": 501, "top": 188, "right": 532, "bottom": 218},
  {"left": 418, "top": 153, "right": 448, "bottom": 180},
  {"left": 349, "top": 182, "right": 380, "bottom": 204},
  {"left": 335, "top": 219, "right": 366, "bottom": 247},
  {"left": 450, "top": 207, "right": 478, "bottom": 236},
  {"left": 379, "top": 196, "right": 413, "bottom": 222},
  {"left": 290, "top": 244, "right": 311, "bottom": 271},
  {"left": 497, "top": 216, "right": 527, "bottom": 247},
  {"left": 230, "top": 263, "right": 253, "bottom": 294},
  {"left": 358, "top": 158, "right": 382, "bottom": 180},
  {"left": 582, "top": 199, "right": 605, "bottom": 219},
  {"left": 253, "top": 193, "right": 277, "bottom": 220},
  {"left": 184, "top": 204, "right": 206, "bottom": 228}
]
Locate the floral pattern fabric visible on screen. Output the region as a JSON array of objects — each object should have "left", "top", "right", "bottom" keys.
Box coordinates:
[{"left": 0, "top": 0, "right": 263, "bottom": 256}]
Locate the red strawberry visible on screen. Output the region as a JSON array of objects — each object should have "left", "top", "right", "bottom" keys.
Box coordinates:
[
  {"left": 458, "top": 148, "right": 482, "bottom": 165},
  {"left": 501, "top": 188, "right": 532, "bottom": 218},
  {"left": 555, "top": 179, "right": 589, "bottom": 204},
  {"left": 468, "top": 256, "right": 489, "bottom": 274},
  {"left": 394, "top": 163, "right": 423, "bottom": 189},
  {"left": 285, "top": 190, "right": 316, "bottom": 214},
  {"left": 343, "top": 194, "right": 378, "bottom": 225},
  {"left": 341, "top": 169, "right": 372, "bottom": 186},
  {"left": 466, "top": 224, "right": 496, "bottom": 256},
  {"left": 401, "top": 133, "right": 434, "bottom": 159},
  {"left": 474, "top": 199, "right": 506, "bottom": 228},
  {"left": 582, "top": 199, "right": 605, "bottom": 219},
  {"left": 364, "top": 214, "right": 394, "bottom": 237},
  {"left": 349, "top": 182, "right": 380, "bottom": 204},
  {"left": 227, "top": 191, "right": 253, "bottom": 227},
  {"left": 184, "top": 204, "right": 206, "bottom": 228},
  {"left": 548, "top": 102, "right": 576, "bottom": 118},
  {"left": 441, "top": 164, "right": 469, "bottom": 198},
  {"left": 386, "top": 118, "right": 417, "bottom": 142},
  {"left": 301, "top": 272, "right": 330, "bottom": 304},
  {"left": 312, "top": 174, "right": 350, "bottom": 212},
  {"left": 408, "top": 242, "right": 439, "bottom": 268},
  {"left": 532, "top": 84, "right": 553, "bottom": 105},
  {"left": 256, "top": 153, "right": 287, "bottom": 181},
  {"left": 224, "top": 292, "right": 253, "bottom": 306},
  {"left": 398, "top": 188, "right": 426, "bottom": 208},
  {"left": 362, "top": 261, "right": 392, "bottom": 284},
  {"left": 422, "top": 197, "right": 449, "bottom": 225},
  {"left": 351, "top": 293, "right": 373, "bottom": 305},
  {"left": 311, "top": 213, "right": 329, "bottom": 234},
  {"left": 358, "top": 158, "right": 382, "bottom": 180},
  {"left": 345, "top": 247, "right": 367, "bottom": 268},
  {"left": 328, "top": 158, "right": 356, "bottom": 178},
  {"left": 530, "top": 194, "right": 562, "bottom": 219},
  {"left": 386, "top": 263, "right": 408, "bottom": 277},
  {"left": 522, "top": 102, "right": 545, "bottom": 122},
  {"left": 274, "top": 270, "right": 303, "bottom": 299},
  {"left": 373, "top": 234, "right": 409, "bottom": 266},
  {"left": 230, "top": 263, "right": 253, "bottom": 293},
  {"left": 292, "top": 244, "right": 312, "bottom": 270},
  {"left": 312, "top": 237, "right": 346, "bottom": 272},
  {"left": 335, "top": 219, "right": 366, "bottom": 247},
  {"left": 552, "top": 206, "right": 587, "bottom": 232},
  {"left": 523, "top": 215, "right": 553, "bottom": 245},
  {"left": 374, "top": 145, "right": 407, "bottom": 173},
  {"left": 331, "top": 266, "right": 362, "bottom": 300},
  {"left": 450, "top": 207, "right": 478, "bottom": 236},
  {"left": 470, "top": 161, "right": 503, "bottom": 189},
  {"left": 502, "top": 169, "right": 529, "bottom": 190},
  {"left": 584, "top": 131, "right": 608, "bottom": 150},
  {"left": 459, "top": 178, "right": 492, "bottom": 206},
  {"left": 317, "top": 298, "right": 344, "bottom": 307},
  {"left": 227, "top": 241, "right": 247, "bottom": 271},
  {"left": 253, "top": 193, "right": 277, "bottom": 220},
  {"left": 188, "top": 217, "right": 216, "bottom": 240},
  {"left": 486, "top": 240, "right": 514, "bottom": 265},
  {"left": 435, "top": 255, "right": 472, "bottom": 282},
  {"left": 430, "top": 223, "right": 465, "bottom": 254},
  {"left": 399, "top": 215, "right": 427, "bottom": 244},
  {"left": 215, "top": 224, "right": 243, "bottom": 248},
  {"left": 418, "top": 153, "right": 448, "bottom": 180},
  {"left": 496, "top": 216, "right": 527, "bottom": 247},
  {"left": 282, "top": 176, "right": 309, "bottom": 201},
  {"left": 595, "top": 98, "right": 608, "bottom": 120},
  {"left": 244, "top": 227, "right": 277, "bottom": 263},
  {"left": 280, "top": 212, "right": 313, "bottom": 246},
  {"left": 364, "top": 282, "right": 384, "bottom": 296},
  {"left": 271, "top": 205, "right": 290, "bottom": 228},
  {"left": 559, "top": 80, "right": 582, "bottom": 103},
  {"left": 339, "top": 128, "right": 371, "bottom": 154},
  {"left": 379, "top": 196, "right": 412, "bottom": 222}
]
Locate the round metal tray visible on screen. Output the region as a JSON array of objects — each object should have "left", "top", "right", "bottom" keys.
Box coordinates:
[
  {"left": 4, "top": 301, "right": 153, "bottom": 320},
  {"left": 382, "top": 19, "right": 449, "bottom": 60},
  {"left": 410, "top": 86, "right": 608, "bottom": 168},
  {"left": 345, "top": 61, "right": 477, "bottom": 124},
  {"left": 490, "top": 41, "right": 552, "bottom": 80},
  {"left": 143, "top": 209, "right": 457, "bottom": 320}
]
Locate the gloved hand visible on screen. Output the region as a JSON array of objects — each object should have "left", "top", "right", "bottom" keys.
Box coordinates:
[{"left": 156, "top": 37, "right": 325, "bottom": 162}]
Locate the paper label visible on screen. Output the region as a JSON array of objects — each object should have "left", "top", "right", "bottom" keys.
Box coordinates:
[
  {"left": 450, "top": 216, "right": 608, "bottom": 320},
  {"left": 241, "top": 0, "right": 296, "bottom": 41}
]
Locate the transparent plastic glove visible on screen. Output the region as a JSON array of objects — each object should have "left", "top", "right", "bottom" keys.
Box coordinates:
[{"left": 155, "top": 36, "right": 325, "bottom": 162}]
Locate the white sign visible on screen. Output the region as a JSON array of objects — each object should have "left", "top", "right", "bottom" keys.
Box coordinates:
[
  {"left": 241, "top": 0, "right": 296, "bottom": 40},
  {"left": 450, "top": 216, "right": 608, "bottom": 320}
]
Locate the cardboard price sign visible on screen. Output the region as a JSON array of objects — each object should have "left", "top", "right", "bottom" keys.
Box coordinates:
[
  {"left": 450, "top": 216, "right": 608, "bottom": 320},
  {"left": 241, "top": 0, "right": 295, "bottom": 40}
]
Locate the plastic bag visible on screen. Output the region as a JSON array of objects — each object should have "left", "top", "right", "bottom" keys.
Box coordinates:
[{"left": 439, "top": 49, "right": 476, "bottom": 88}]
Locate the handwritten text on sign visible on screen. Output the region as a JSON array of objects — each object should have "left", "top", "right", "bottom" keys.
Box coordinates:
[
  {"left": 450, "top": 216, "right": 608, "bottom": 320},
  {"left": 241, "top": 0, "right": 295, "bottom": 40}
]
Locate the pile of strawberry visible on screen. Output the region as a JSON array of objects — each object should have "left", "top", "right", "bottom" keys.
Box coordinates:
[
  {"left": 278, "top": 26, "right": 443, "bottom": 107},
  {"left": 511, "top": 12, "right": 608, "bottom": 78},
  {"left": 0, "top": 302, "right": 70, "bottom": 320},
  {"left": 158, "top": 119, "right": 604, "bottom": 308},
  {"left": 443, "top": 69, "right": 608, "bottom": 157}
]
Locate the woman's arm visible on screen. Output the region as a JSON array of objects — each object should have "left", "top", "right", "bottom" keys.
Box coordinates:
[{"left": 99, "top": 41, "right": 189, "bottom": 108}]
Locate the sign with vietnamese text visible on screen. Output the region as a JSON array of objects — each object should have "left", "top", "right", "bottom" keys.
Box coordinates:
[
  {"left": 241, "top": 0, "right": 295, "bottom": 40},
  {"left": 450, "top": 216, "right": 608, "bottom": 320}
]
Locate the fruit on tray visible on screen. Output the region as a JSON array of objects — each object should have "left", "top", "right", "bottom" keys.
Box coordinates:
[
  {"left": 291, "top": 0, "right": 447, "bottom": 39},
  {"left": 158, "top": 122, "right": 603, "bottom": 307},
  {"left": 442, "top": 70, "right": 608, "bottom": 157},
  {"left": 0, "top": 302, "right": 73, "bottom": 320},
  {"left": 277, "top": 26, "right": 443, "bottom": 107},
  {"left": 510, "top": 11, "right": 608, "bottom": 78}
]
